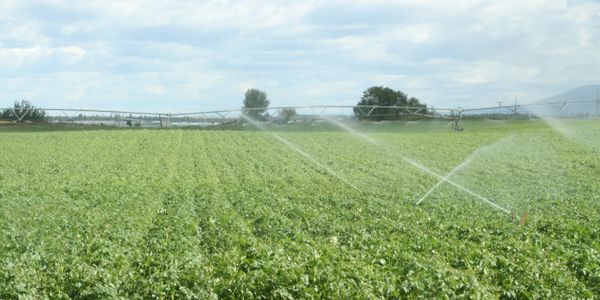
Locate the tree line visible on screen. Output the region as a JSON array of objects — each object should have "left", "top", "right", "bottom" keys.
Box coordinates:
[
  {"left": 0, "top": 100, "right": 47, "bottom": 122},
  {"left": 1, "top": 86, "right": 427, "bottom": 123},
  {"left": 242, "top": 86, "right": 427, "bottom": 121}
]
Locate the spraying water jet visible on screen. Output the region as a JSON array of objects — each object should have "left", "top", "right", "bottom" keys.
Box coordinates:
[
  {"left": 321, "top": 116, "right": 510, "bottom": 214},
  {"left": 415, "top": 156, "right": 473, "bottom": 206},
  {"left": 240, "top": 114, "right": 363, "bottom": 193},
  {"left": 415, "top": 136, "right": 514, "bottom": 209}
]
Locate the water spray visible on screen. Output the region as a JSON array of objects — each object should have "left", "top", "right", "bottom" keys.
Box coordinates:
[
  {"left": 406, "top": 157, "right": 510, "bottom": 214},
  {"left": 415, "top": 136, "right": 514, "bottom": 213},
  {"left": 322, "top": 117, "right": 510, "bottom": 214},
  {"left": 415, "top": 156, "right": 473, "bottom": 206},
  {"left": 240, "top": 114, "right": 362, "bottom": 193}
]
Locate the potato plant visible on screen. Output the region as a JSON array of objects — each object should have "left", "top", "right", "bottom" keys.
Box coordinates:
[{"left": 0, "top": 120, "right": 599, "bottom": 298}]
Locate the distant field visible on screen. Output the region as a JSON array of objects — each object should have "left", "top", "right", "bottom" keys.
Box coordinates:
[{"left": 1, "top": 120, "right": 599, "bottom": 298}]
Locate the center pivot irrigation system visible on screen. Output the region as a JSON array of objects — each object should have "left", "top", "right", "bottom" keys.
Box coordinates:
[
  {"left": 175, "top": 105, "right": 468, "bottom": 129},
  {"left": 0, "top": 105, "right": 468, "bottom": 130},
  {"left": 3, "top": 99, "right": 598, "bottom": 130}
]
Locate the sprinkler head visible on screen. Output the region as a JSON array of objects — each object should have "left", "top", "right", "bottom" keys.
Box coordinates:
[{"left": 519, "top": 212, "right": 529, "bottom": 226}]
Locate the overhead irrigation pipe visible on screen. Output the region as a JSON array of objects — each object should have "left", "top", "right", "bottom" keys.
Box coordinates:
[
  {"left": 170, "top": 105, "right": 458, "bottom": 117},
  {"left": 461, "top": 100, "right": 599, "bottom": 112},
  {"left": 2, "top": 101, "right": 595, "bottom": 118},
  {"left": 0, "top": 107, "right": 164, "bottom": 116},
  {"left": 0, "top": 105, "right": 461, "bottom": 119}
]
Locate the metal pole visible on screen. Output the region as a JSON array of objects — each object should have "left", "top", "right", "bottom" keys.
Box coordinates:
[
  {"left": 591, "top": 91, "right": 598, "bottom": 117},
  {"left": 497, "top": 101, "right": 503, "bottom": 119}
]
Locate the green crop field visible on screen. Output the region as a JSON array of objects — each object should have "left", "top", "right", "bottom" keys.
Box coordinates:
[{"left": 1, "top": 120, "right": 599, "bottom": 299}]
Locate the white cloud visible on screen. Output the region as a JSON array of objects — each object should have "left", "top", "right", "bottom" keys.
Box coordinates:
[
  {"left": 0, "top": 0, "right": 599, "bottom": 110},
  {"left": 0, "top": 46, "right": 43, "bottom": 67},
  {"left": 57, "top": 46, "right": 86, "bottom": 60},
  {"left": 0, "top": 45, "right": 86, "bottom": 70},
  {"left": 578, "top": 30, "right": 591, "bottom": 47},
  {"left": 143, "top": 85, "right": 166, "bottom": 96}
]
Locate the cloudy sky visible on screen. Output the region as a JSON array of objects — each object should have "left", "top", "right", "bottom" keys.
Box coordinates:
[{"left": 1, "top": 0, "right": 599, "bottom": 112}]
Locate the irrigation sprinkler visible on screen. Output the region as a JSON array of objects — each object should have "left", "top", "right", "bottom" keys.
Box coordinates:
[
  {"left": 511, "top": 210, "right": 529, "bottom": 225},
  {"left": 519, "top": 212, "right": 529, "bottom": 225}
]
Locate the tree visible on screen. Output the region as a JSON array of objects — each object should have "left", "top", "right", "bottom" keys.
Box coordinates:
[
  {"left": 280, "top": 108, "right": 296, "bottom": 123},
  {"left": 242, "top": 88, "right": 270, "bottom": 119},
  {"left": 353, "top": 86, "right": 426, "bottom": 121},
  {"left": 1, "top": 100, "right": 47, "bottom": 122}
]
